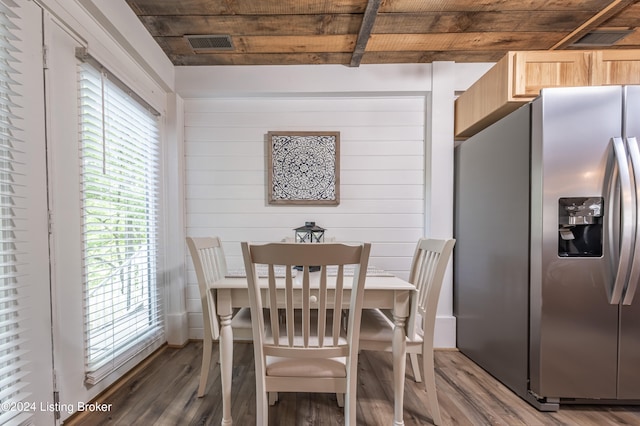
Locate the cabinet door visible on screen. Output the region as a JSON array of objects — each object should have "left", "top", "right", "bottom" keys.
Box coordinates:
[
  {"left": 592, "top": 50, "right": 640, "bottom": 85},
  {"left": 512, "top": 51, "right": 592, "bottom": 98}
]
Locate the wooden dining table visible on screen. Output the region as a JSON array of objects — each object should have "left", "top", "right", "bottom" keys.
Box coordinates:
[{"left": 211, "top": 268, "right": 416, "bottom": 426}]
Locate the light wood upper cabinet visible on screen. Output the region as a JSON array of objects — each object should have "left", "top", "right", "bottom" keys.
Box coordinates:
[
  {"left": 455, "top": 49, "right": 640, "bottom": 140},
  {"left": 592, "top": 50, "right": 640, "bottom": 86},
  {"left": 511, "top": 51, "right": 591, "bottom": 97}
]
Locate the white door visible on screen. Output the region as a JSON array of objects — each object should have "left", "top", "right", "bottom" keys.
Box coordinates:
[
  {"left": 1, "top": 1, "right": 55, "bottom": 424},
  {"left": 44, "top": 12, "right": 166, "bottom": 421}
]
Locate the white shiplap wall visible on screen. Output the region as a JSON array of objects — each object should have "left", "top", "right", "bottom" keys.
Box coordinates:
[{"left": 184, "top": 96, "right": 426, "bottom": 338}]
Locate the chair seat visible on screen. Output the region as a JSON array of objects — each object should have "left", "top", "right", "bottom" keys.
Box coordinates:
[{"left": 266, "top": 356, "right": 346, "bottom": 378}]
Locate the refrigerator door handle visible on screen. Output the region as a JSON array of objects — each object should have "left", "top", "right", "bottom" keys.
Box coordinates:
[
  {"left": 622, "top": 136, "right": 640, "bottom": 305},
  {"left": 610, "top": 136, "right": 634, "bottom": 304}
]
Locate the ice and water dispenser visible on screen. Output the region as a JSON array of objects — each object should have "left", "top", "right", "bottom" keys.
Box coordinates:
[{"left": 558, "top": 197, "right": 604, "bottom": 257}]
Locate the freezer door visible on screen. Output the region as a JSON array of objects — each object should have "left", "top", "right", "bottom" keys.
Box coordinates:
[
  {"left": 454, "top": 105, "right": 531, "bottom": 399},
  {"left": 530, "top": 86, "right": 621, "bottom": 399},
  {"left": 618, "top": 85, "right": 640, "bottom": 398}
]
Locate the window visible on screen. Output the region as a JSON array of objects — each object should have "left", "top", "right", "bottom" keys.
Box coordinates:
[
  {"left": 78, "top": 58, "right": 163, "bottom": 384},
  {"left": 0, "top": 1, "right": 34, "bottom": 424}
]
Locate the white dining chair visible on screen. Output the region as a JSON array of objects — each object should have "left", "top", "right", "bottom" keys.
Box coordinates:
[
  {"left": 186, "top": 236, "right": 254, "bottom": 398},
  {"left": 358, "top": 238, "right": 455, "bottom": 425},
  {"left": 241, "top": 241, "right": 371, "bottom": 426}
]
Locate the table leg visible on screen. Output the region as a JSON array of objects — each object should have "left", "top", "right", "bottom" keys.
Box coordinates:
[
  {"left": 392, "top": 313, "right": 407, "bottom": 426},
  {"left": 219, "top": 313, "right": 233, "bottom": 426}
]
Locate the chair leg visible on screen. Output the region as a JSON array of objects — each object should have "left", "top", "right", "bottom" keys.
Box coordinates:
[
  {"left": 336, "top": 393, "right": 344, "bottom": 407},
  {"left": 409, "top": 353, "right": 422, "bottom": 382},
  {"left": 256, "top": 393, "right": 269, "bottom": 426},
  {"left": 345, "top": 390, "right": 356, "bottom": 425},
  {"left": 423, "top": 349, "right": 442, "bottom": 425},
  {"left": 268, "top": 392, "right": 278, "bottom": 406},
  {"left": 197, "top": 336, "right": 213, "bottom": 397}
]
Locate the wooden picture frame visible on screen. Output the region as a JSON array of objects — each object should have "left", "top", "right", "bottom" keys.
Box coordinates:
[{"left": 267, "top": 131, "right": 340, "bottom": 205}]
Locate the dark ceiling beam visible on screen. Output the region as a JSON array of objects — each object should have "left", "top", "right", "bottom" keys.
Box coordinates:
[
  {"left": 550, "top": 0, "right": 636, "bottom": 49},
  {"left": 349, "top": 0, "right": 382, "bottom": 67}
]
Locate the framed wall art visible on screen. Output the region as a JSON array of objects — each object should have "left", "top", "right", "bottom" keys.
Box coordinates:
[{"left": 267, "top": 131, "right": 340, "bottom": 205}]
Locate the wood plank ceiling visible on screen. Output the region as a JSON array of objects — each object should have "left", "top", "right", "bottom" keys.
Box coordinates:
[{"left": 125, "top": 0, "right": 640, "bottom": 66}]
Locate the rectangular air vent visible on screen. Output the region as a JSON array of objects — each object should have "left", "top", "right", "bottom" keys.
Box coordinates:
[
  {"left": 185, "top": 35, "right": 234, "bottom": 52},
  {"left": 571, "top": 30, "right": 633, "bottom": 47}
]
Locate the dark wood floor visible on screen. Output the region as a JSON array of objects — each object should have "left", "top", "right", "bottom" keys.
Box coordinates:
[{"left": 66, "top": 341, "right": 640, "bottom": 425}]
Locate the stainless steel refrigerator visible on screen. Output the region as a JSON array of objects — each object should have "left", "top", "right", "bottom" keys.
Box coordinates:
[{"left": 454, "top": 85, "right": 640, "bottom": 410}]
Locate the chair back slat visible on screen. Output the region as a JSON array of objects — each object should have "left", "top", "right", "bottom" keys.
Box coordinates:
[
  {"left": 332, "top": 266, "right": 345, "bottom": 346},
  {"left": 266, "top": 265, "right": 279, "bottom": 346},
  {"left": 415, "top": 250, "right": 438, "bottom": 314},
  {"left": 315, "top": 267, "right": 325, "bottom": 347},
  {"left": 284, "top": 266, "right": 294, "bottom": 347},
  {"left": 406, "top": 238, "right": 456, "bottom": 340}
]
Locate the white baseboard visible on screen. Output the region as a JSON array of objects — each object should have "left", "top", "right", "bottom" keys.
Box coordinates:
[
  {"left": 165, "top": 312, "right": 189, "bottom": 346},
  {"left": 434, "top": 315, "right": 456, "bottom": 349}
]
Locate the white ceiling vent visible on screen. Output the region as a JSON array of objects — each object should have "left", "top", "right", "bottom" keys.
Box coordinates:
[
  {"left": 185, "top": 35, "right": 234, "bottom": 52},
  {"left": 571, "top": 30, "right": 633, "bottom": 47}
]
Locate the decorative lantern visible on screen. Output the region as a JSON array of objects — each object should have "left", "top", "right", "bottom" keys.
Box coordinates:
[
  {"left": 293, "top": 222, "right": 325, "bottom": 272},
  {"left": 294, "top": 222, "right": 325, "bottom": 243}
]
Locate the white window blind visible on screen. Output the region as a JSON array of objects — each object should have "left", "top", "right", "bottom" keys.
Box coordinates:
[
  {"left": 0, "top": 1, "right": 33, "bottom": 425},
  {"left": 78, "top": 58, "right": 164, "bottom": 384}
]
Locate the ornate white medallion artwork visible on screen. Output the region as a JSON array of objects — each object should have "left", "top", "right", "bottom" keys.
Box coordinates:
[{"left": 267, "top": 131, "right": 340, "bottom": 205}]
